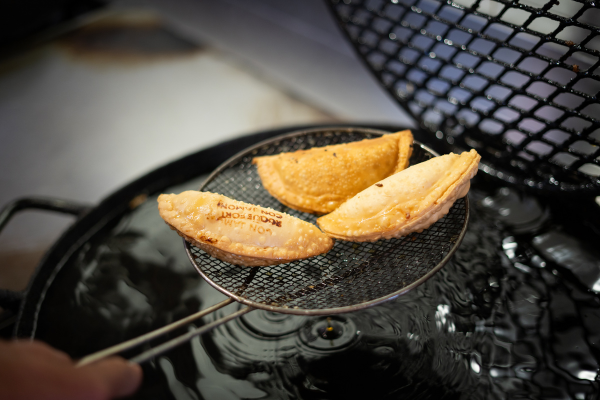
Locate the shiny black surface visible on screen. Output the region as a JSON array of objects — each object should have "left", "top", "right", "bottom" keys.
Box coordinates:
[
  {"left": 9, "top": 125, "right": 600, "bottom": 399},
  {"left": 24, "top": 175, "right": 600, "bottom": 399}
]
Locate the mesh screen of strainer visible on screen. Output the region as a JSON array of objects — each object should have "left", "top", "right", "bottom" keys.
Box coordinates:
[
  {"left": 185, "top": 127, "right": 468, "bottom": 315},
  {"left": 328, "top": 0, "right": 600, "bottom": 193}
]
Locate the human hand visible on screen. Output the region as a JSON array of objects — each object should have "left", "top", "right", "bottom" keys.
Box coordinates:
[{"left": 0, "top": 339, "right": 142, "bottom": 400}]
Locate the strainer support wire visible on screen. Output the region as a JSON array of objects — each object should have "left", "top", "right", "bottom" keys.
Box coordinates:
[{"left": 75, "top": 298, "right": 251, "bottom": 366}]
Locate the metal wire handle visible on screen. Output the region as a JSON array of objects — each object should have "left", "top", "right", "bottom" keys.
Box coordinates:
[{"left": 76, "top": 299, "right": 253, "bottom": 366}]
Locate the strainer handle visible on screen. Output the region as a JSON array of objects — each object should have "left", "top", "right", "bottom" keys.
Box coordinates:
[
  {"left": 129, "top": 305, "right": 254, "bottom": 364},
  {"left": 76, "top": 298, "right": 253, "bottom": 366}
]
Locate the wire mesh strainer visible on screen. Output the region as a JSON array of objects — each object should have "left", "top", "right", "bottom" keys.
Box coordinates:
[
  {"left": 328, "top": 0, "right": 600, "bottom": 193},
  {"left": 77, "top": 127, "right": 469, "bottom": 365},
  {"left": 190, "top": 127, "right": 468, "bottom": 314}
]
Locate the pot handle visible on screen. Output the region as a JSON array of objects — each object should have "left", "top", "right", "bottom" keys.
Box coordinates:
[{"left": 0, "top": 197, "right": 91, "bottom": 313}]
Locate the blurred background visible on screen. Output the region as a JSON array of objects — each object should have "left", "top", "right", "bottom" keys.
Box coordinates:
[{"left": 0, "top": 0, "right": 415, "bottom": 292}]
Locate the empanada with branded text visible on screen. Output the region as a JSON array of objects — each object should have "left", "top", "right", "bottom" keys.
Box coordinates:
[
  {"left": 158, "top": 191, "right": 334, "bottom": 266},
  {"left": 253, "top": 130, "right": 413, "bottom": 214},
  {"left": 317, "top": 149, "right": 480, "bottom": 242}
]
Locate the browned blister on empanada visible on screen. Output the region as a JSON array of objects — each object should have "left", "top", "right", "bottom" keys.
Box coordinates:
[
  {"left": 158, "top": 191, "right": 334, "bottom": 266},
  {"left": 253, "top": 130, "right": 413, "bottom": 214},
  {"left": 317, "top": 149, "right": 481, "bottom": 242}
]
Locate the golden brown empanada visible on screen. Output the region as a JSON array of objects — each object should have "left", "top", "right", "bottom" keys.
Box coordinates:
[
  {"left": 158, "top": 191, "right": 334, "bottom": 266},
  {"left": 253, "top": 130, "right": 413, "bottom": 214},
  {"left": 316, "top": 149, "right": 480, "bottom": 242}
]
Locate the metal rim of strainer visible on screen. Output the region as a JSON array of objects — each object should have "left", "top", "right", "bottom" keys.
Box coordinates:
[{"left": 184, "top": 126, "right": 470, "bottom": 315}]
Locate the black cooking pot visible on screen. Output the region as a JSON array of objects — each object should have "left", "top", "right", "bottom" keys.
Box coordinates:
[{"left": 2, "top": 124, "right": 600, "bottom": 400}]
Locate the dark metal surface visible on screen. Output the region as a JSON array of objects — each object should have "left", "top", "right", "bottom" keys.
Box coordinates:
[
  {"left": 187, "top": 127, "right": 469, "bottom": 314},
  {"left": 328, "top": 0, "right": 600, "bottom": 193}
]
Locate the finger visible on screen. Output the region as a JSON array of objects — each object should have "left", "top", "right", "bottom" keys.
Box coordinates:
[
  {"left": 80, "top": 358, "right": 143, "bottom": 399},
  {"left": 11, "top": 340, "right": 71, "bottom": 364}
]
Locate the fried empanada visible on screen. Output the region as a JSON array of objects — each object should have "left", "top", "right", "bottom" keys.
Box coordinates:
[
  {"left": 253, "top": 130, "right": 413, "bottom": 214},
  {"left": 158, "top": 191, "right": 334, "bottom": 266},
  {"left": 317, "top": 149, "right": 480, "bottom": 242}
]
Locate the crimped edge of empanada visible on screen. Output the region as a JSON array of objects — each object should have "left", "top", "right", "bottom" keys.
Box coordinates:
[
  {"left": 253, "top": 130, "right": 414, "bottom": 214},
  {"left": 158, "top": 193, "right": 334, "bottom": 267},
  {"left": 317, "top": 150, "right": 480, "bottom": 242},
  {"left": 393, "top": 130, "right": 414, "bottom": 173}
]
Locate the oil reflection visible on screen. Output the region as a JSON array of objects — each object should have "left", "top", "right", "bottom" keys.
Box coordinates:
[{"left": 31, "top": 178, "right": 600, "bottom": 399}]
